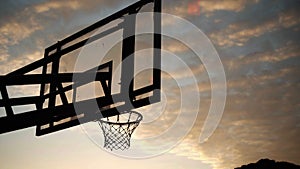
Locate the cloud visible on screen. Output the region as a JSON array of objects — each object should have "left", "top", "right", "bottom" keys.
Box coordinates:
[
  {"left": 34, "top": 1, "right": 80, "bottom": 13},
  {"left": 279, "top": 9, "right": 300, "bottom": 28},
  {"left": 209, "top": 8, "right": 300, "bottom": 47},
  {"left": 0, "top": 15, "right": 42, "bottom": 62},
  {"left": 244, "top": 43, "right": 300, "bottom": 63},
  {"left": 33, "top": 0, "right": 134, "bottom": 16},
  {"left": 187, "top": 0, "right": 201, "bottom": 15},
  {"left": 0, "top": 46, "right": 9, "bottom": 62},
  {"left": 163, "top": 42, "right": 189, "bottom": 53},
  {"left": 0, "top": 51, "right": 42, "bottom": 75},
  {"left": 0, "top": 0, "right": 97, "bottom": 71},
  {"left": 0, "top": 20, "right": 42, "bottom": 46},
  {"left": 0, "top": 0, "right": 141, "bottom": 68},
  {"left": 225, "top": 43, "right": 300, "bottom": 71},
  {"left": 227, "top": 66, "right": 299, "bottom": 91},
  {"left": 166, "top": 71, "right": 300, "bottom": 168},
  {"left": 167, "top": 0, "right": 259, "bottom": 17},
  {"left": 134, "top": 17, "right": 300, "bottom": 167},
  {"left": 198, "top": 0, "right": 259, "bottom": 13}
]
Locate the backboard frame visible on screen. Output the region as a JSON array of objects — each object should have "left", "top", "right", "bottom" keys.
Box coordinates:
[{"left": 0, "top": 0, "right": 161, "bottom": 136}]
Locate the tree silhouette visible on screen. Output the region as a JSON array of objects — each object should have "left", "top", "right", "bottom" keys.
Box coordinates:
[{"left": 235, "top": 159, "right": 300, "bottom": 169}]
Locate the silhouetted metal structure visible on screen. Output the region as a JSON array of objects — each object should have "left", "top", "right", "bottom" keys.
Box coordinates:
[{"left": 0, "top": 0, "right": 161, "bottom": 136}]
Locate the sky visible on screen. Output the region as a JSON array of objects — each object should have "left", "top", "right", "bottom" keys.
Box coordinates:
[{"left": 0, "top": 0, "right": 300, "bottom": 169}]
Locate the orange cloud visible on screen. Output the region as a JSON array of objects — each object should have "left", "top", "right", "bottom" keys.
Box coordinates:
[
  {"left": 166, "top": 0, "right": 258, "bottom": 17},
  {"left": 188, "top": 0, "right": 201, "bottom": 15}
]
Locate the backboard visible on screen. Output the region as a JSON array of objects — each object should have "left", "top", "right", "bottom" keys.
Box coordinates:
[{"left": 0, "top": 0, "right": 161, "bottom": 136}]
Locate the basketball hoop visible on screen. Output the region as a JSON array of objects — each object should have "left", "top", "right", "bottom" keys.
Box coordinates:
[{"left": 98, "top": 111, "right": 143, "bottom": 151}]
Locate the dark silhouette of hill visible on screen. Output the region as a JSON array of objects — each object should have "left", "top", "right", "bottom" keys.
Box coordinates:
[{"left": 235, "top": 159, "right": 300, "bottom": 169}]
